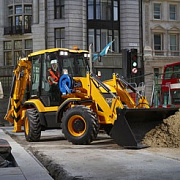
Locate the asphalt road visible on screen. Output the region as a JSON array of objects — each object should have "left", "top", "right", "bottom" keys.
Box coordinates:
[{"left": 2, "top": 127, "right": 180, "bottom": 180}]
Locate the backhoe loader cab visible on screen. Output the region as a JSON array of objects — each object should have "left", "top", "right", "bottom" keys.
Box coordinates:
[{"left": 29, "top": 48, "right": 89, "bottom": 107}]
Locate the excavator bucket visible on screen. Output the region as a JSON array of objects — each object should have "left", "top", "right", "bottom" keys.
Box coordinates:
[{"left": 110, "top": 107, "right": 179, "bottom": 149}]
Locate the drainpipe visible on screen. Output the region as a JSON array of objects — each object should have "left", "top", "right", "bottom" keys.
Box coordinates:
[
  {"left": 139, "top": 0, "right": 144, "bottom": 82},
  {"left": 44, "top": 0, "right": 47, "bottom": 49},
  {"left": 33, "top": 0, "right": 39, "bottom": 24}
]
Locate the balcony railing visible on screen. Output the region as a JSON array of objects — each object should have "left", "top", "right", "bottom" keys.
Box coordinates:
[
  {"left": 4, "top": 26, "right": 31, "bottom": 35},
  {"left": 153, "top": 50, "right": 180, "bottom": 57}
]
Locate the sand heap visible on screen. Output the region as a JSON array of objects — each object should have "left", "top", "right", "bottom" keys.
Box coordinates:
[{"left": 143, "top": 109, "right": 180, "bottom": 148}]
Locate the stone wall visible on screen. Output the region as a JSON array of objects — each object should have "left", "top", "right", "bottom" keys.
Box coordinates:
[
  {"left": 46, "top": 0, "right": 87, "bottom": 50},
  {"left": 32, "top": 0, "right": 46, "bottom": 51},
  {"left": 120, "top": 0, "right": 140, "bottom": 50}
]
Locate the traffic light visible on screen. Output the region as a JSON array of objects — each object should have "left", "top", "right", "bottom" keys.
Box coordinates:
[{"left": 130, "top": 49, "right": 138, "bottom": 74}]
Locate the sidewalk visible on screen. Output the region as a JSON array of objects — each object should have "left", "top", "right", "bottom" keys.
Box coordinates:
[{"left": 0, "top": 128, "right": 53, "bottom": 180}]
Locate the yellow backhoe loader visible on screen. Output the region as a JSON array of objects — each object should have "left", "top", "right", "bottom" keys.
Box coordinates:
[{"left": 4, "top": 47, "right": 179, "bottom": 149}]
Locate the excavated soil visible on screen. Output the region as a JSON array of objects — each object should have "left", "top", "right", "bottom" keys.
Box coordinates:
[{"left": 143, "top": 109, "right": 180, "bottom": 148}]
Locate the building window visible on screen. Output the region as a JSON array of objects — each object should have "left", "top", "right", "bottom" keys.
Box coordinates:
[
  {"left": 25, "top": 39, "right": 33, "bottom": 56},
  {"left": 170, "top": 35, "right": 177, "bottom": 51},
  {"left": 4, "top": 4, "right": 32, "bottom": 35},
  {"left": 15, "top": 16, "right": 22, "bottom": 30},
  {"left": 113, "top": 0, "right": 118, "bottom": 21},
  {"left": 24, "top": 5, "right": 32, "bottom": 33},
  {"left": 4, "top": 40, "right": 33, "bottom": 66},
  {"left": 114, "top": 30, "right": 119, "bottom": 52},
  {"left": 14, "top": 40, "right": 22, "bottom": 50},
  {"left": 24, "top": 15, "right": 32, "bottom": 32},
  {"left": 88, "top": 29, "right": 119, "bottom": 52},
  {"left": 55, "top": 28, "right": 65, "bottom": 48},
  {"left": 88, "top": 29, "right": 95, "bottom": 52},
  {"left": 154, "top": 3, "right": 161, "bottom": 19},
  {"left": 4, "top": 41, "right": 12, "bottom": 66},
  {"left": 96, "top": 0, "right": 101, "bottom": 20},
  {"left": 88, "top": 0, "right": 118, "bottom": 21},
  {"left": 14, "top": 51, "right": 22, "bottom": 63},
  {"left": 15, "top": 5, "right": 22, "bottom": 14},
  {"left": 25, "top": 39, "right": 33, "bottom": 49},
  {"left": 88, "top": 0, "right": 94, "bottom": 20},
  {"left": 169, "top": 5, "right": 176, "bottom": 20},
  {"left": 24, "top": 5, "right": 32, "bottom": 14},
  {"left": 8, "top": 17, "right": 13, "bottom": 27},
  {"left": 14, "top": 40, "right": 22, "bottom": 63},
  {"left": 96, "top": 0, "right": 111, "bottom": 20},
  {"left": 101, "top": 29, "right": 108, "bottom": 49},
  {"left": 154, "top": 34, "right": 163, "bottom": 56},
  {"left": 55, "top": 0, "right": 65, "bottom": 19},
  {"left": 170, "top": 34, "right": 179, "bottom": 56},
  {"left": 9, "top": 6, "right": 13, "bottom": 15},
  {"left": 96, "top": 29, "right": 100, "bottom": 52},
  {"left": 87, "top": 0, "right": 120, "bottom": 53},
  {"left": 154, "top": 34, "right": 162, "bottom": 50},
  {"left": 4, "top": 52, "right": 12, "bottom": 66},
  {"left": 4, "top": 41, "right": 12, "bottom": 50}
]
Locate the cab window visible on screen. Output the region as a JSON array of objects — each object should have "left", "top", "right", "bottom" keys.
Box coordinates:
[
  {"left": 62, "top": 55, "right": 88, "bottom": 77},
  {"left": 164, "top": 66, "right": 173, "bottom": 79},
  {"left": 31, "top": 55, "right": 41, "bottom": 95},
  {"left": 174, "top": 65, "right": 180, "bottom": 78}
]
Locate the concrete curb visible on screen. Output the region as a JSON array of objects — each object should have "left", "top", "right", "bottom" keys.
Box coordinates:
[{"left": 0, "top": 128, "right": 53, "bottom": 180}]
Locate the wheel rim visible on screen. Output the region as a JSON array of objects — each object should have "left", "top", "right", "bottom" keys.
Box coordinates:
[
  {"left": 24, "top": 117, "right": 29, "bottom": 135},
  {"left": 68, "top": 115, "right": 86, "bottom": 137}
]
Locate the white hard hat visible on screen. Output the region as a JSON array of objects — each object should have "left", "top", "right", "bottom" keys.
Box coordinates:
[{"left": 51, "top": 59, "right": 57, "bottom": 64}]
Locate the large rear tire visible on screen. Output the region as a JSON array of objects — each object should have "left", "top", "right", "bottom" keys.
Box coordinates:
[
  {"left": 24, "top": 109, "right": 41, "bottom": 142},
  {"left": 62, "top": 105, "right": 99, "bottom": 145}
]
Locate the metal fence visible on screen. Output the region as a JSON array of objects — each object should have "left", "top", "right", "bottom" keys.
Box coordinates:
[
  {"left": 4, "top": 26, "right": 31, "bottom": 35},
  {"left": 0, "top": 76, "right": 13, "bottom": 97}
]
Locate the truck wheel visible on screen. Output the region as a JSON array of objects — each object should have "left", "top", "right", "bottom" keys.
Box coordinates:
[
  {"left": 24, "top": 109, "right": 41, "bottom": 142},
  {"left": 62, "top": 105, "right": 99, "bottom": 145}
]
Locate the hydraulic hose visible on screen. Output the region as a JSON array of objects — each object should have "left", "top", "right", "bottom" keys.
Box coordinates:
[
  {"left": 116, "top": 75, "right": 143, "bottom": 98},
  {"left": 90, "top": 73, "right": 116, "bottom": 98}
]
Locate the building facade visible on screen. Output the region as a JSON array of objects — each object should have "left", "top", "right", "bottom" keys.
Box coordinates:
[
  {"left": 0, "top": 0, "right": 179, "bottom": 119},
  {"left": 143, "top": 0, "right": 180, "bottom": 101},
  {"left": 0, "top": 0, "right": 142, "bottom": 95}
]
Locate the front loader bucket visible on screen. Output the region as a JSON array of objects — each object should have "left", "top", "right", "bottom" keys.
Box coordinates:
[{"left": 110, "top": 107, "right": 179, "bottom": 149}]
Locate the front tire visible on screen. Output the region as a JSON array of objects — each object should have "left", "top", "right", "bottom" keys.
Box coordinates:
[
  {"left": 24, "top": 109, "right": 41, "bottom": 142},
  {"left": 62, "top": 105, "right": 99, "bottom": 145}
]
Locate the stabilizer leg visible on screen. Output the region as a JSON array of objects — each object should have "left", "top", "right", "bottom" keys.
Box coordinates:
[{"left": 12, "top": 120, "right": 24, "bottom": 132}]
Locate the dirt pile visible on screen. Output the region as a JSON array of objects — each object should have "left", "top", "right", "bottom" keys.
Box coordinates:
[{"left": 143, "top": 109, "right": 180, "bottom": 148}]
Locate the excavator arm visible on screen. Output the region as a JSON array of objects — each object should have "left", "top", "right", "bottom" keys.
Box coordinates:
[
  {"left": 4, "top": 58, "right": 31, "bottom": 132},
  {"left": 115, "top": 75, "right": 149, "bottom": 109},
  {"left": 86, "top": 73, "right": 178, "bottom": 149}
]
